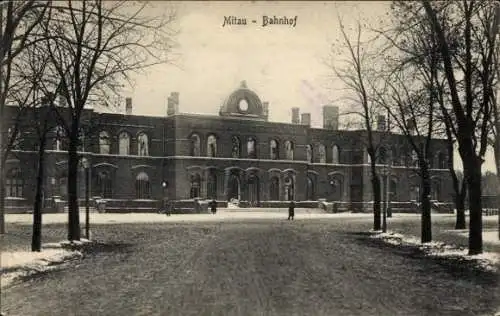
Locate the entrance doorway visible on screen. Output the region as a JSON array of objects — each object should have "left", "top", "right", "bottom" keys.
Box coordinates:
[
  {"left": 247, "top": 175, "right": 260, "bottom": 206},
  {"left": 228, "top": 174, "right": 240, "bottom": 201}
]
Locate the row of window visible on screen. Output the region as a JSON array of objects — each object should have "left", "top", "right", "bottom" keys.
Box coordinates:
[
  {"left": 5, "top": 167, "right": 442, "bottom": 201},
  {"left": 190, "top": 134, "right": 343, "bottom": 163},
  {"left": 89, "top": 171, "right": 152, "bottom": 199},
  {"left": 374, "top": 147, "right": 447, "bottom": 169},
  {"left": 8, "top": 125, "right": 448, "bottom": 168},
  {"left": 98, "top": 131, "right": 150, "bottom": 156},
  {"left": 189, "top": 133, "right": 448, "bottom": 167},
  {"left": 5, "top": 168, "right": 152, "bottom": 200},
  {"left": 10, "top": 126, "right": 152, "bottom": 157}
]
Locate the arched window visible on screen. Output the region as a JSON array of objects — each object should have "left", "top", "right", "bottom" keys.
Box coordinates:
[
  {"left": 207, "top": 134, "right": 217, "bottom": 157},
  {"left": 378, "top": 147, "right": 387, "bottom": 164},
  {"left": 270, "top": 139, "right": 279, "bottom": 160},
  {"left": 5, "top": 168, "right": 23, "bottom": 197},
  {"left": 190, "top": 174, "right": 201, "bottom": 198},
  {"left": 399, "top": 147, "right": 406, "bottom": 166},
  {"left": 231, "top": 136, "right": 241, "bottom": 158},
  {"left": 99, "top": 131, "right": 111, "bottom": 154},
  {"left": 411, "top": 149, "right": 418, "bottom": 167},
  {"left": 330, "top": 177, "right": 343, "bottom": 201},
  {"left": 306, "top": 176, "right": 315, "bottom": 200},
  {"left": 432, "top": 179, "right": 441, "bottom": 201},
  {"left": 306, "top": 144, "right": 313, "bottom": 163},
  {"left": 53, "top": 126, "right": 66, "bottom": 151},
  {"left": 247, "top": 137, "right": 257, "bottom": 159},
  {"left": 284, "top": 175, "right": 295, "bottom": 200},
  {"left": 135, "top": 172, "right": 150, "bottom": 199},
  {"left": 319, "top": 144, "right": 326, "bottom": 163},
  {"left": 59, "top": 176, "right": 67, "bottom": 198},
  {"left": 391, "top": 148, "right": 398, "bottom": 166},
  {"left": 390, "top": 179, "right": 397, "bottom": 201},
  {"left": 137, "top": 132, "right": 149, "bottom": 156},
  {"left": 97, "top": 171, "right": 112, "bottom": 198},
  {"left": 190, "top": 134, "right": 201, "bottom": 157},
  {"left": 78, "top": 128, "right": 85, "bottom": 152},
  {"left": 332, "top": 145, "right": 341, "bottom": 164},
  {"left": 8, "top": 127, "right": 21, "bottom": 150},
  {"left": 118, "top": 132, "right": 130, "bottom": 155},
  {"left": 438, "top": 152, "right": 446, "bottom": 169},
  {"left": 269, "top": 176, "right": 280, "bottom": 201},
  {"left": 284, "top": 141, "right": 294, "bottom": 160},
  {"left": 207, "top": 170, "right": 217, "bottom": 199},
  {"left": 410, "top": 185, "right": 419, "bottom": 201}
]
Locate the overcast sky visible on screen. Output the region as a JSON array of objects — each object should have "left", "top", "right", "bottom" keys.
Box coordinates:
[{"left": 121, "top": 1, "right": 495, "bottom": 173}]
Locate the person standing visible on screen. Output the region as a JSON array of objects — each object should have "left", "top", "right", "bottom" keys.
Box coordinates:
[
  {"left": 211, "top": 199, "right": 217, "bottom": 215},
  {"left": 164, "top": 198, "right": 171, "bottom": 216},
  {"left": 288, "top": 200, "right": 295, "bottom": 220}
]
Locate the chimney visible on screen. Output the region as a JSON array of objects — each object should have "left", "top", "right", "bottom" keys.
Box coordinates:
[
  {"left": 406, "top": 118, "right": 416, "bottom": 135},
  {"left": 301, "top": 113, "right": 311, "bottom": 126},
  {"left": 125, "top": 97, "right": 132, "bottom": 115},
  {"left": 263, "top": 102, "right": 269, "bottom": 121},
  {"left": 292, "top": 107, "right": 300, "bottom": 124},
  {"left": 58, "top": 95, "right": 67, "bottom": 107},
  {"left": 167, "top": 92, "right": 179, "bottom": 116},
  {"left": 377, "top": 115, "right": 386, "bottom": 131},
  {"left": 323, "top": 105, "right": 339, "bottom": 130}
]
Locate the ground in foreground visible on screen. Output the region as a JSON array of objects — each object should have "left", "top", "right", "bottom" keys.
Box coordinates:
[{"left": 1, "top": 214, "right": 499, "bottom": 316}]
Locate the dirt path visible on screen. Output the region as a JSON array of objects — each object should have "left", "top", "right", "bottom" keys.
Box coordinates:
[{"left": 1, "top": 219, "right": 498, "bottom": 316}]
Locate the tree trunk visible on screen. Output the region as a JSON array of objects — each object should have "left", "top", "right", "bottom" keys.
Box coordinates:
[
  {"left": 465, "top": 157, "right": 483, "bottom": 255},
  {"left": 494, "top": 123, "right": 500, "bottom": 240},
  {"left": 370, "top": 158, "right": 381, "bottom": 231},
  {"left": 0, "top": 162, "right": 5, "bottom": 235},
  {"left": 455, "top": 179, "right": 467, "bottom": 229},
  {"left": 32, "top": 137, "right": 46, "bottom": 252},
  {"left": 67, "top": 125, "right": 80, "bottom": 241},
  {"left": 420, "top": 163, "right": 432, "bottom": 243}
]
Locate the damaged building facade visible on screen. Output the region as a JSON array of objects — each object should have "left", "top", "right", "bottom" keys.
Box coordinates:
[{"left": 4, "top": 81, "right": 453, "bottom": 212}]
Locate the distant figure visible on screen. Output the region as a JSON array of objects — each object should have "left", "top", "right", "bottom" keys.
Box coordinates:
[
  {"left": 211, "top": 199, "right": 217, "bottom": 214},
  {"left": 163, "top": 198, "right": 171, "bottom": 216},
  {"left": 288, "top": 200, "right": 295, "bottom": 220}
]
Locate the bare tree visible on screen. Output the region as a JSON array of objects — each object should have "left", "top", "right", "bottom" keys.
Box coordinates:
[
  {"left": 370, "top": 6, "right": 442, "bottom": 242},
  {"left": 329, "top": 17, "right": 385, "bottom": 230},
  {"left": 0, "top": 1, "right": 49, "bottom": 234},
  {"left": 373, "top": 1, "right": 469, "bottom": 230},
  {"left": 422, "top": 0, "right": 499, "bottom": 254},
  {"left": 39, "top": 1, "right": 177, "bottom": 240},
  {"left": 439, "top": 106, "right": 468, "bottom": 229},
  {"left": 489, "top": 3, "right": 500, "bottom": 240}
]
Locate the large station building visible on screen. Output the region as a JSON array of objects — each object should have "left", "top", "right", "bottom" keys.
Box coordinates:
[{"left": 4, "top": 81, "right": 453, "bottom": 212}]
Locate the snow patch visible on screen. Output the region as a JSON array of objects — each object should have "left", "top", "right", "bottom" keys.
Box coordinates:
[
  {"left": 1, "top": 239, "right": 92, "bottom": 288},
  {"left": 371, "top": 231, "right": 499, "bottom": 272}
]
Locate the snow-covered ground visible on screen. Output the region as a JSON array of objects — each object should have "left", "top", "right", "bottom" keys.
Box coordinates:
[
  {"left": 371, "top": 231, "right": 500, "bottom": 272},
  {"left": 1, "top": 239, "right": 92, "bottom": 288},
  {"left": 448, "top": 229, "right": 500, "bottom": 245},
  {"left": 5, "top": 210, "right": 375, "bottom": 225}
]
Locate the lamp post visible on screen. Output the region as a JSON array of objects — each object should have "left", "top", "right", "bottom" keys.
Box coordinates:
[
  {"left": 382, "top": 165, "right": 388, "bottom": 233},
  {"left": 387, "top": 150, "right": 392, "bottom": 218},
  {"left": 80, "top": 158, "right": 90, "bottom": 239},
  {"left": 161, "top": 180, "right": 168, "bottom": 213}
]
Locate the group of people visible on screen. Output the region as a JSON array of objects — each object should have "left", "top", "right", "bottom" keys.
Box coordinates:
[{"left": 159, "top": 198, "right": 297, "bottom": 220}]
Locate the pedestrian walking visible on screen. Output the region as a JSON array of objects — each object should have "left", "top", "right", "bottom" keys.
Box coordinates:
[
  {"left": 164, "top": 198, "right": 171, "bottom": 216},
  {"left": 288, "top": 200, "right": 295, "bottom": 220},
  {"left": 211, "top": 199, "right": 217, "bottom": 214}
]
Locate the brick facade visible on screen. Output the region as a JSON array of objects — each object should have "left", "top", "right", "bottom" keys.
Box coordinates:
[{"left": 3, "top": 82, "right": 454, "bottom": 212}]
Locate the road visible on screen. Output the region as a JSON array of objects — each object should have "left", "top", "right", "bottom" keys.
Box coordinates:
[{"left": 1, "top": 215, "right": 499, "bottom": 316}]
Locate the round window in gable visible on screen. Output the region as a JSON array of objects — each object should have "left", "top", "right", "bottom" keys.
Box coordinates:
[{"left": 238, "top": 99, "right": 249, "bottom": 112}]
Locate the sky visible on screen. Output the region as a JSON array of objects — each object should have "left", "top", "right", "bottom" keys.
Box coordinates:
[{"left": 120, "top": 1, "right": 496, "bottom": 173}]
